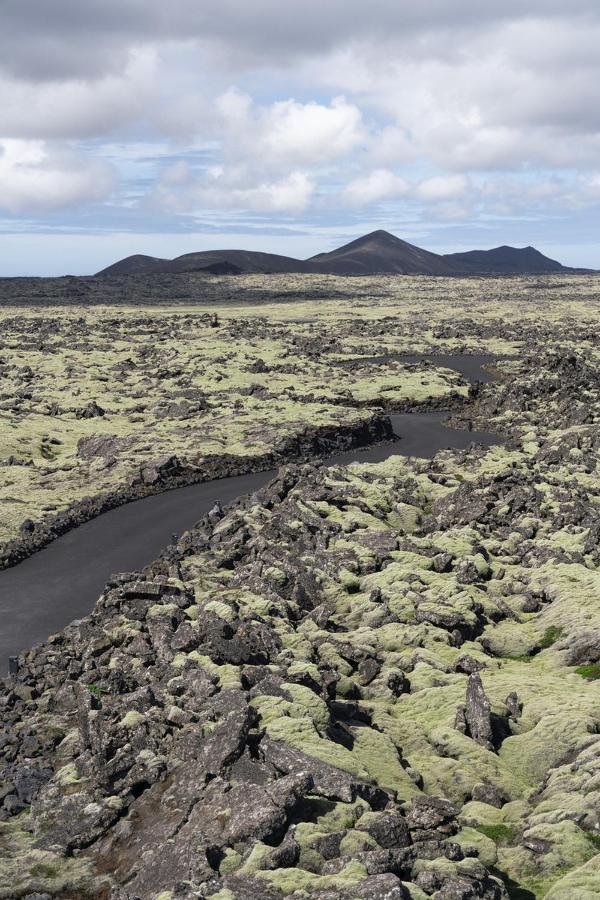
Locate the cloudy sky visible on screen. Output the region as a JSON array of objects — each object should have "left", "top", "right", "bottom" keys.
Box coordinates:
[{"left": 1, "top": 0, "right": 600, "bottom": 274}]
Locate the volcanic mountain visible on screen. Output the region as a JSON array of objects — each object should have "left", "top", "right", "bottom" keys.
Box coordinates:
[
  {"left": 98, "top": 254, "right": 171, "bottom": 276},
  {"left": 443, "top": 245, "right": 569, "bottom": 274},
  {"left": 97, "top": 230, "right": 583, "bottom": 277},
  {"left": 307, "top": 229, "right": 458, "bottom": 275},
  {"left": 96, "top": 249, "right": 311, "bottom": 277}
]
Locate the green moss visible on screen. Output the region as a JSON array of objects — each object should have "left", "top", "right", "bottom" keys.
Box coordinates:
[
  {"left": 312, "top": 798, "right": 366, "bottom": 833},
  {"left": 147, "top": 602, "right": 178, "bottom": 618},
  {"left": 54, "top": 762, "right": 82, "bottom": 786},
  {"left": 257, "top": 859, "right": 368, "bottom": 893},
  {"left": 575, "top": 664, "right": 600, "bottom": 681},
  {"left": 498, "top": 821, "right": 600, "bottom": 896},
  {"left": 259, "top": 712, "right": 370, "bottom": 781},
  {"left": 203, "top": 599, "right": 235, "bottom": 621},
  {"left": 219, "top": 848, "right": 243, "bottom": 875},
  {"left": 456, "top": 827, "right": 498, "bottom": 868},
  {"left": 283, "top": 683, "right": 331, "bottom": 728},
  {"left": 86, "top": 682, "right": 105, "bottom": 698},
  {"left": 0, "top": 816, "right": 102, "bottom": 897},
  {"left": 187, "top": 652, "right": 242, "bottom": 689},
  {"left": 402, "top": 885, "right": 430, "bottom": 900},
  {"left": 481, "top": 619, "right": 541, "bottom": 660},
  {"left": 29, "top": 862, "right": 60, "bottom": 878},
  {"left": 349, "top": 727, "right": 420, "bottom": 800},
  {"left": 543, "top": 855, "right": 600, "bottom": 899},
  {"left": 339, "top": 830, "right": 377, "bottom": 855},
  {"left": 539, "top": 626, "right": 564, "bottom": 650},
  {"left": 585, "top": 833, "right": 600, "bottom": 852},
  {"left": 118, "top": 710, "right": 146, "bottom": 729},
  {"left": 476, "top": 824, "right": 516, "bottom": 845}
]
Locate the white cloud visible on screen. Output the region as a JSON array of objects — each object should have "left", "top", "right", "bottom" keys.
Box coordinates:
[
  {"left": 1, "top": 0, "right": 600, "bottom": 265},
  {"left": 415, "top": 175, "right": 470, "bottom": 202},
  {"left": 370, "top": 126, "right": 416, "bottom": 166},
  {"left": 259, "top": 97, "right": 364, "bottom": 166},
  {"left": 153, "top": 166, "right": 314, "bottom": 214},
  {"left": 305, "top": 17, "right": 600, "bottom": 172},
  {"left": 586, "top": 174, "right": 600, "bottom": 195},
  {"left": 234, "top": 171, "right": 315, "bottom": 212},
  {"left": 340, "top": 171, "right": 471, "bottom": 210},
  {"left": 215, "top": 92, "right": 364, "bottom": 167},
  {"left": 1, "top": 2, "right": 596, "bottom": 82},
  {"left": 0, "top": 49, "right": 156, "bottom": 140},
  {"left": 0, "top": 140, "right": 115, "bottom": 213},
  {"left": 478, "top": 173, "right": 600, "bottom": 216},
  {"left": 341, "top": 169, "right": 408, "bottom": 206},
  {"left": 215, "top": 87, "right": 253, "bottom": 125},
  {"left": 150, "top": 92, "right": 362, "bottom": 216}
]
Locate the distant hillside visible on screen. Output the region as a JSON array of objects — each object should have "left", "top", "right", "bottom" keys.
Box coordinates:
[
  {"left": 169, "top": 249, "right": 311, "bottom": 274},
  {"left": 97, "top": 254, "right": 171, "bottom": 276},
  {"left": 444, "top": 245, "right": 570, "bottom": 274},
  {"left": 98, "top": 249, "right": 310, "bottom": 277},
  {"left": 97, "top": 231, "right": 590, "bottom": 277},
  {"left": 308, "top": 229, "right": 459, "bottom": 275}
]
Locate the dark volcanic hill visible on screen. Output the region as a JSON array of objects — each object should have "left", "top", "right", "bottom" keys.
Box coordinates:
[
  {"left": 96, "top": 230, "right": 588, "bottom": 277},
  {"left": 444, "top": 244, "right": 570, "bottom": 274},
  {"left": 97, "top": 254, "right": 171, "bottom": 276},
  {"left": 98, "top": 249, "right": 310, "bottom": 277},
  {"left": 308, "top": 229, "right": 459, "bottom": 275},
  {"left": 169, "top": 249, "right": 311, "bottom": 274}
]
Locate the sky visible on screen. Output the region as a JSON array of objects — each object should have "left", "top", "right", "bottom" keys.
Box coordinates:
[{"left": 1, "top": 1, "right": 600, "bottom": 275}]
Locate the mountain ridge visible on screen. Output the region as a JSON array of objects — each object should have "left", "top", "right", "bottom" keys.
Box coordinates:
[
  {"left": 443, "top": 244, "right": 567, "bottom": 274},
  {"left": 96, "top": 230, "right": 593, "bottom": 277}
]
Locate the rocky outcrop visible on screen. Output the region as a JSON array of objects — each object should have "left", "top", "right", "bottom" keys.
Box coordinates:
[
  {"left": 0, "top": 459, "right": 522, "bottom": 899},
  {"left": 4, "top": 397, "right": 600, "bottom": 896},
  {"left": 2, "top": 316, "right": 600, "bottom": 897},
  {"left": 455, "top": 674, "right": 511, "bottom": 753}
]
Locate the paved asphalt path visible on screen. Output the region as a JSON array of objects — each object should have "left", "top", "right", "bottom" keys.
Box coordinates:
[{"left": 0, "top": 471, "right": 273, "bottom": 669}]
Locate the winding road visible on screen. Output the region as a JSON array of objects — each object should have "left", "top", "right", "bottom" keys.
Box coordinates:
[{"left": 0, "top": 356, "right": 501, "bottom": 668}]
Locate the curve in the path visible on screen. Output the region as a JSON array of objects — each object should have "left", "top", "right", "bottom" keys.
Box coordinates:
[
  {"left": 0, "top": 358, "right": 502, "bottom": 668},
  {"left": 344, "top": 353, "right": 500, "bottom": 385}
]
